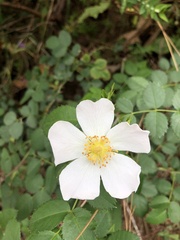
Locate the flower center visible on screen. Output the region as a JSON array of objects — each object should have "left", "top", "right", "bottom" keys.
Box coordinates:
[{"left": 83, "top": 136, "right": 115, "bottom": 167}]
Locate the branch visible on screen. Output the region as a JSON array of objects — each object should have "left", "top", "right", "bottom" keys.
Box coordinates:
[{"left": 0, "top": 2, "right": 41, "bottom": 18}]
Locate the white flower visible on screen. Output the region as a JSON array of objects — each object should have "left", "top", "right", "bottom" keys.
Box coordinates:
[{"left": 48, "top": 98, "right": 150, "bottom": 201}]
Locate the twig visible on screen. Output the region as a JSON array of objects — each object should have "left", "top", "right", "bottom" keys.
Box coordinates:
[
  {"left": 75, "top": 209, "right": 99, "bottom": 240},
  {"left": 5, "top": 151, "right": 30, "bottom": 179},
  {"left": 0, "top": 2, "right": 41, "bottom": 18},
  {"left": 157, "top": 21, "right": 179, "bottom": 71},
  {"left": 124, "top": 200, "right": 143, "bottom": 240}
]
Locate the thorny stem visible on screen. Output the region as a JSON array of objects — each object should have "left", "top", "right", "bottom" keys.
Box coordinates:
[{"left": 75, "top": 209, "right": 99, "bottom": 240}]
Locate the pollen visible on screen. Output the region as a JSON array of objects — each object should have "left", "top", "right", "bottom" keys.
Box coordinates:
[{"left": 83, "top": 136, "right": 116, "bottom": 167}]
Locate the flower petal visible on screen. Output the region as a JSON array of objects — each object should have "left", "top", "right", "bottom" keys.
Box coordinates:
[
  {"left": 76, "top": 98, "right": 114, "bottom": 136},
  {"left": 48, "top": 121, "right": 86, "bottom": 165},
  {"left": 60, "top": 157, "right": 101, "bottom": 200},
  {"left": 101, "top": 154, "right": 141, "bottom": 199},
  {"left": 107, "top": 122, "right": 150, "bottom": 153}
]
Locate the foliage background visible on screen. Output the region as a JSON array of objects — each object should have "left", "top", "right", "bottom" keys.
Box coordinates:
[{"left": 0, "top": 0, "right": 180, "bottom": 240}]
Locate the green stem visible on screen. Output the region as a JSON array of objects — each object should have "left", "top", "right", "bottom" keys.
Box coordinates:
[{"left": 132, "top": 109, "right": 178, "bottom": 116}]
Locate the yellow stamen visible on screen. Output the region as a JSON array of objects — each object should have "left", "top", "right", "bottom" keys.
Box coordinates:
[{"left": 83, "top": 135, "right": 116, "bottom": 167}]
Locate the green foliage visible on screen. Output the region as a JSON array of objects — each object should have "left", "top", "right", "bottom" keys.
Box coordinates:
[
  {"left": 62, "top": 208, "right": 95, "bottom": 240},
  {"left": 78, "top": 1, "right": 110, "bottom": 23},
  {"left": 30, "top": 200, "right": 70, "bottom": 232},
  {"left": 1, "top": 5, "right": 180, "bottom": 239}
]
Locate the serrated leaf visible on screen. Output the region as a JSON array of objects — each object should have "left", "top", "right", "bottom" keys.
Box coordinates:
[
  {"left": 30, "top": 200, "right": 70, "bottom": 232},
  {"left": 151, "top": 70, "right": 168, "bottom": 85},
  {"left": 146, "top": 209, "right": 167, "bottom": 224},
  {"left": 168, "top": 201, "right": 180, "bottom": 223},
  {"left": 158, "top": 58, "right": 170, "bottom": 70},
  {"left": 3, "top": 111, "right": 17, "bottom": 125},
  {"left": 88, "top": 184, "right": 116, "bottom": 209},
  {"left": 172, "top": 89, "right": 180, "bottom": 110},
  {"left": 156, "top": 179, "right": 171, "bottom": 195},
  {"left": 149, "top": 195, "right": 170, "bottom": 210},
  {"left": 171, "top": 112, "right": 180, "bottom": 137},
  {"left": 127, "top": 76, "right": 148, "bottom": 91},
  {"left": 41, "top": 105, "right": 77, "bottom": 136},
  {"left": 45, "top": 36, "right": 59, "bottom": 50},
  {"left": 143, "top": 82, "right": 165, "bottom": 108},
  {"left": 144, "top": 112, "right": 168, "bottom": 138},
  {"left": 58, "top": 30, "right": 72, "bottom": 48},
  {"left": 2, "top": 219, "right": 20, "bottom": 240},
  {"left": 138, "top": 154, "right": 157, "bottom": 174},
  {"left": 141, "top": 180, "right": 158, "bottom": 198},
  {"left": 116, "top": 98, "right": 133, "bottom": 113},
  {"left": 62, "top": 208, "right": 95, "bottom": 240},
  {"left": 94, "top": 210, "right": 112, "bottom": 238},
  {"left": 132, "top": 194, "right": 148, "bottom": 217},
  {"left": 27, "top": 231, "right": 62, "bottom": 240},
  {"left": 8, "top": 121, "right": 23, "bottom": 139},
  {"left": 78, "top": 2, "right": 110, "bottom": 23},
  {"left": 108, "top": 230, "right": 140, "bottom": 240}
]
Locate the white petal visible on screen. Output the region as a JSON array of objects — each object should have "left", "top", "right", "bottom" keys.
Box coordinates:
[
  {"left": 101, "top": 154, "right": 141, "bottom": 199},
  {"left": 48, "top": 121, "right": 86, "bottom": 165},
  {"left": 60, "top": 157, "right": 101, "bottom": 200},
  {"left": 76, "top": 98, "right": 114, "bottom": 136},
  {"left": 107, "top": 122, "right": 150, "bottom": 153}
]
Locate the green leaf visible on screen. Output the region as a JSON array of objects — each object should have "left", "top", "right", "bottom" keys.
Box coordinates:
[
  {"left": 27, "top": 231, "right": 62, "bottom": 240},
  {"left": 2, "top": 219, "right": 20, "bottom": 240},
  {"left": 0, "top": 148, "right": 12, "bottom": 173},
  {"left": 25, "top": 174, "right": 44, "bottom": 194},
  {"left": 94, "top": 58, "right": 107, "bottom": 68},
  {"left": 58, "top": 30, "right": 72, "bottom": 48},
  {"left": 46, "top": 36, "right": 59, "bottom": 49},
  {"left": 144, "top": 112, "right": 168, "bottom": 138},
  {"left": 33, "top": 189, "right": 51, "bottom": 209},
  {"left": 141, "top": 180, "right": 158, "bottom": 198},
  {"left": 132, "top": 194, "right": 148, "bottom": 217},
  {"left": 30, "top": 199, "right": 70, "bottom": 232},
  {"left": 16, "top": 193, "right": 33, "bottom": 220},
  {"left": 0, "top": 209, "right": 17, "bottom": 231},
  {"left": 116, "top": 98, "right": 133, "bottom": 113},
  {"left": 156, "top": 179, "right": 171, "bottom": 195},
  {"left": 108, "top": 230, "right": 140, "bottom": 240},
  {"left": 8, "top": 121, "right": 23, "bottom": 139},
  {"left": 158, "top": 58, "right": 170, "bottom": 70},
  {"left": 94, "top": 210, "right": 112, "bottom": 238},
  {"left": 168, "top": 201, "right": 180, "bottom": 223},
  {"left": 110, "top": 203, "right": 122, "bottom": 231},
  {"left": 163, "top": 87, "right": 174, "bottom": 107},
  {"left": 88, "top": 184, "right": 116, "bottom": 209},
  {"left": 173, "top": 187, "right": 180, "bottom": 201},
  {"left": 162, "top": 142, "right": 177, "bottom": 155},
  {"left": 3, "top": 111, "right": 17, "bottom": 125},
  {"left": 171, "top": 112, "right": 180, "bottom": 137},
  {"left": 127, "top": 76, "right": 148, "bottom": 91},
  {"left": 42, "top": 105, "right": 77, "bottom": 136},
  {"left": 78, "top": 2, "right": 110, "bottom": 23},
  {"left": 62, "top": 208, "right": 95, "bottom": 240},
  {"left": 30, "top": 128, "right": 45, "bottom": 151},
  {"left": 125, "top": 61, "right": 138, "bottom": 76},
  {"left": 150, "top": 70, "right": 168, "bottom": 85},
  {"left": 143, "top": 82, "right": 165, "bottom": 108},
  {"left": 168, "top": 70, "right": 180, "bottom": 83},
  {"left": 146, "top": 209, "right": 167, "bottom": 224},
  {"left": 172, "top": 89, "right": 180, "bottom": 110},
  {"left": 149, "top": 195, "right": 170, "bottom": 210},
  {"left": 138, "top": 154, "right": 157, "bottom": 174},
  {"left": 44, "top": 165, "right": 58, "bottom": 194}
]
